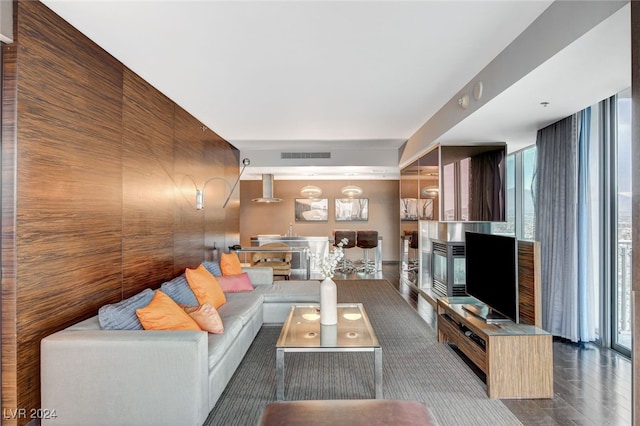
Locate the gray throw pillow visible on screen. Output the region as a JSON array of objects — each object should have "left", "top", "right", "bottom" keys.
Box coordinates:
[
  {"left": 160, "top": 274, "right": 198, "bottom": 306},
  {"left": 202, "top": 261, "right": 222, "bottom": 277},
  {"left": 98, "top": 288, "right": 155, "bottom": 330}
]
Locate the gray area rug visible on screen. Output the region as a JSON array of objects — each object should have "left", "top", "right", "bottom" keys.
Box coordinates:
[{"left": 205, "top": 280, "right": 522, "bottom": 425}]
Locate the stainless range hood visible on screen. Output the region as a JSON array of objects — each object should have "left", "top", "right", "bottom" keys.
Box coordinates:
[{"left": 252, "top": 174, "right": 283, "bottom": 203}]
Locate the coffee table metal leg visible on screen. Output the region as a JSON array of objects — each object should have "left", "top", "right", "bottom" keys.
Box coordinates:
[
  {"left": 276, "top": 348, "right": 285, "bottom": 400},
  {"left": 374, "top": 347, "right": 383, "bottom": 398}
]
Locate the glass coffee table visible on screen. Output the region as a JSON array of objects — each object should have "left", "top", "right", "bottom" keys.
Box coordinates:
[{"left": 275, "top": 303, "right": 382, "bottom": 400}]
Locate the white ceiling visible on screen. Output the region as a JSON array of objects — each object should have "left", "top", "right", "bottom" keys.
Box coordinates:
[
  {"left": 436, "top": 2, "right": 631, "bottom": 151},
  {"left": 41, "top": 1, "right": 630, "bottom": 180}
]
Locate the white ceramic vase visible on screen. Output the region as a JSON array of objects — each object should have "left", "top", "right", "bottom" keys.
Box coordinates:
[
  {"left": 320, "top": 277, "right": 337, "bottom": 325},
  {"left": 320, "top": 324, "right": 337, "bottom": 346}
]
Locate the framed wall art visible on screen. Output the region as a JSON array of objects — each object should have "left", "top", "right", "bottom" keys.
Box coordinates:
[
  {"left": 401, "top": 198, "right": 435, "bottom": 220},
  {"left": 400, "top": 198, "right": 419, "bottom": 221},
  {"left": 420, "top": 198, "right": 434, "bottom": 220},
  {"left": 335, "top": 198, "right": 368, "bottom": 221},
  {"left": 295, "top": 198, "right": 328, "bottom": 222}
]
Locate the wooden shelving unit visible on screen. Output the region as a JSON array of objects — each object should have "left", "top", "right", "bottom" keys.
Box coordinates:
[{"left": 437, "top": 297, "right": 553, "bottom": 399}]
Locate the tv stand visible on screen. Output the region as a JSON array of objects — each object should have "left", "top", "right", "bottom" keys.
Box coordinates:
[
  {"left": 461, "top": 303, "right": 512, "bottom": 324},
  {"left": 437, "top": 297, "right": 553, "bottom": 399}
]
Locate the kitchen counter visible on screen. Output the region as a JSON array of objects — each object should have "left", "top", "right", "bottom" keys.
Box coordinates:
[
  {"left": 251, "top": 236, "right": 331, "bottom": 279},
  {"left": 251, "top": 235, "right": 382, "bottom": 278}
]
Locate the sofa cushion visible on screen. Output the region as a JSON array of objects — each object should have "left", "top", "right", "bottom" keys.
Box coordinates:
[
  {"left": 160, "top": 274, "right": 198, "bottom": 306},
  {"left": 242, "top": 266, "right": 273, "bottom": 286},
  {"left": 206, "top": 315, "right": 244, "bottom": 369},
  {"left": 65, "top": 315, "right": 101, "bottom": 331},
  {"left": 186, "top": 265, "right": 227, "bottom": 309},
  {"left": 254, "top": 281, "right": 320, "bottom": 303},
  {"left": 202, "top": 261, "right": 222, "bottom": 277},
  {"left": 184, "top": 303, "right": 224, "bottom": 334},
  {"left": 136, "top": 290, "right": 201, "bottom": 331},
  {"left": 220, "top": 252, "right": 242, "bottom": 275},
  {"left": 216, "top": 272, "right": 254, "bottom": 293},
  {"left": 216, "top": 292, "right": 264, "bottom": 325},
  {"left": 98, "top": 288, "right": 155, "bottom": 330}
]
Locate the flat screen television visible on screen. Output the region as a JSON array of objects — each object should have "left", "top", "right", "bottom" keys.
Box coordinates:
[{"left": 464, "top": 231, "right": 518, "bottom": 323}]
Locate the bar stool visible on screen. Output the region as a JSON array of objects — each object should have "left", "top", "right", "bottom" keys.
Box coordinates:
[
  {"left": 356, "top": 230, "right": 378, "bottom": 274},
  {"left": 334, "top": 230, "right": 356, "bottom": 273},
  {"left": 408, "top": 230, "right": 419, "bottom": 273}
]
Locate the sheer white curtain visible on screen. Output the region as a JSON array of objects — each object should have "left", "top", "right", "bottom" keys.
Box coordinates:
[{"left": 535, "top": 109, "right": 596, "bottom": 342}]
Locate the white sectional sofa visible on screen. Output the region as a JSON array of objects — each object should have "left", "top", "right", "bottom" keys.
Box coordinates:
[{"left": 40, "top": 266, "right": 319, "bottom": 426}]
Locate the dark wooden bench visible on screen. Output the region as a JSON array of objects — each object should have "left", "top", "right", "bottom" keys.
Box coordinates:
[{"left": 260, "top": 399, "right": 439, "bottom": 425}]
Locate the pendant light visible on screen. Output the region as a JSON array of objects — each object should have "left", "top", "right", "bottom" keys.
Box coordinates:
[
  {"left": 420, "top": 186, "right": 439, "bottom": 198},
  {"left": 340, "top": 184, "right": 363, "bottom": 198},
  {"left": 300, "top": 185, "right": 323, "bottom": 199}
]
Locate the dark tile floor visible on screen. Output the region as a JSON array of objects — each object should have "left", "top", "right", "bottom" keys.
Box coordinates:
[{"left": 335, "top": 263, "right": 632, "bottom": 426}]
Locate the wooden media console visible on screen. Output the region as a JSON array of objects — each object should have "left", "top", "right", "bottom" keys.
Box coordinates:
[{"left": 437, "top": 297, "right": 553, "bottom": 399}]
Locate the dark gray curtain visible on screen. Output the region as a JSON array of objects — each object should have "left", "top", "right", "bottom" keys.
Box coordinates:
[
  {"left": 535, "top": 109, "right": 595, "bottom": 342},
  {"left": 468, "top": 149, "right": 505, "bottom": 221}
]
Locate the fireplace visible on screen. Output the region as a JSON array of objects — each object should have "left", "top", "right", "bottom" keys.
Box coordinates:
[
  {"left": 431, "top": 239, "right": 466, "bottom": 297},
  {"left": 418, "top": 221, "right": 490, "bottom": 294}
]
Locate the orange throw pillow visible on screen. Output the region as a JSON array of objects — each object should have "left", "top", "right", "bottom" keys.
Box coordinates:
[
  {"left": 136, "top": 290, "right": 200, "bottom": 331},
  {"left": 184, "top": 303, "right": 224, "bottom": 334},
  {"left": 220, "top": 252, "right": 242, "bottom": 275},
  {"left": 185, "top": 264, "right": 227, "bottom": 309}
]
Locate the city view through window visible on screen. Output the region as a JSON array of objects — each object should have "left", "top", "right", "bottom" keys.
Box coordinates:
[{"left": 616, "top": 90, "right": 631, "bottom": 352}]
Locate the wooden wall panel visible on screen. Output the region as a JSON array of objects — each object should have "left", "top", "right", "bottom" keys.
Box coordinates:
[
  {"left": 13, "top": 2, "right": 124, "bottom": 418},
  {"left": 518, "top": 240, "right": 541, "bottom": 327},
  {"left": 222, "top": 147, "right": 241, "bottom": 250},
  {"left": 173, "top": 106, "right": 207, "bottom": 273},
  {"left": 0, "top": 2, "right": 240, "bottom": 423},
  {"left": 122, "top": 69, "right": 175, "bottom": 298},
  {"left": 205, "top": 138, "right": 240, "bottom": 258},
  {"left": 2, "top": 42, "right": 19, "bottom": 422},
  {"left": 172, "top": 108, "right": 238, "bottom": 274}
]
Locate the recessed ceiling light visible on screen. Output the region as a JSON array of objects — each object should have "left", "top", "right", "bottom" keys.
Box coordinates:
[
  {"left": 473, "top": 81, "right": 484, "bottom": 101},
  {"left": 458, "top": 93, "right": 470, "bottom": 109}
]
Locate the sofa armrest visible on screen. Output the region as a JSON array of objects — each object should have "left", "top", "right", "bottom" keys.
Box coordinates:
[
  {"left": 41, "top": 330, "right": 209, "bottom": 426},
  {"left": 242, "top": 266, "right": 274, "bottom": 286}
]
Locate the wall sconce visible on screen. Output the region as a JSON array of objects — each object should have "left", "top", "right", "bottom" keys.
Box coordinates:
[
  {"left": 300, "top": 185, "right": 322, "bottom": 198},
  {"left": 191, "top": 158, "right": 250, "bottom": 210},
  {"left": 340, "top": 184, "right": 363, "bottom": 198}
]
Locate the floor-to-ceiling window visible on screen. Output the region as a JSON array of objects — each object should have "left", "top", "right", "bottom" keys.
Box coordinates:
[
  {"left": 521, "top": 147, "right": 537, "bottom": 240},
  {"left": 587, "top": 101, "right": 602, "bottom": 342},
  {"left": 492, "top": 155, "right": 515, "bottom": 235},
  {"left": 492, "top": 91, "right": 631, "bottom": 355},
  {"left": 589, "top": 90, "right": 631, "bottom": 355},
  {"left": 492, "top": 145, "right": 536, "bottom": 240},
  {"left": 614, "top": 88, "right": 632, "bottom": 355}
]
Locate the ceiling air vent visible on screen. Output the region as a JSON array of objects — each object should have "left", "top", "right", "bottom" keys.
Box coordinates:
[{"left": 281, "top": 152, "right": 331, "bottom": 159}]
